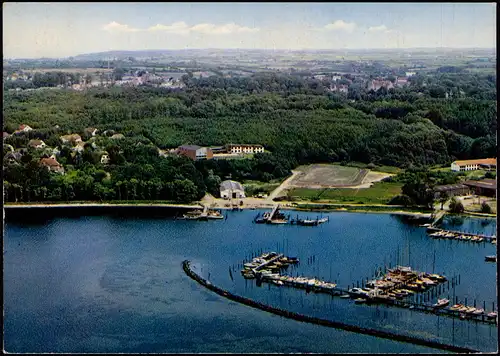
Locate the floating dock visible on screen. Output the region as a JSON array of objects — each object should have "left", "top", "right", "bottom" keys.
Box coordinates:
[{"left": 427, "top": 227, "right": 496, "bottom": 243}]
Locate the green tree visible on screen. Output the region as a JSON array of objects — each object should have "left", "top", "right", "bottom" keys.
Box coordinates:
[{"left": 448, "top": 197, "right": 464, "bottom": 214}]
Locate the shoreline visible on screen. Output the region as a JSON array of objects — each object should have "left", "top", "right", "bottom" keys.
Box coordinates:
[{"left": 3, "top": 202, "right": 495, "bottom": 219}]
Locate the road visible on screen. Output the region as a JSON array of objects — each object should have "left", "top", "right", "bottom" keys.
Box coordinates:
[{"left": 265, "top": 170, "right": 301, "bottom": 202}]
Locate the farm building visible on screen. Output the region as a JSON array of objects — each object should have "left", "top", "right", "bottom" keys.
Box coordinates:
[
  {"left": 463, "top": 179, "right": 497, "bottom": 197},
  {"left": 450, "top": 158, "right": 496, "bottom": 172},
  {"left": 220, "top": 180, "right": 246, "bottom": 199},
  {"left": 177, "top": 145, "right": 213, "bottom": 161}
]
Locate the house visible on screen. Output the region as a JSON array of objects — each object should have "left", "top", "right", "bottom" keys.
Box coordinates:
[
  {"left": 450, "top": 158, "right": 496, "bottom": 172},
  {"left": 433, "top": 184, "right": 470, "bottom": 199},
  {"left": 60, "top": 134, "right": 82, "bottom": 145},
  {"left": 71, "top": 141, "right": 86, "bottom": 153},
  {"left": 28, "top": 139, "right": 47, "bottom": 149},
  {"left": 463, "top": 179, "right": 497, "bottom": 197},
  {"left": 177, "top": 145, "right": 213, "bottom": 161},
  {"left": 4, "top": 151, "right": 23, "bottom": 164},
  {"left": 395, "top": 77, "right": 410, "bottom": 87},
  {"left": 330, "top": 84, "right": 349, "bottom": 93},
  {"left": 367, "top": 79, "right": 394, "bottom": 91},
  {"left": 225, "top": 144, "right": 264, "bottom": 155},
  {"left": 331, "top": 75, "right": 342, "bottom": 81},
  {"left": 39, "top": 156, "right": 65, "bottom": 174},
  {"left": 14, "top": 124, "right": 33, "bottom": 134},
  {"left": 84, "top": 127, "right": 98, "bottom": 137},
  {"left": 220, "top": 180, "right": 246, "bottom": 199},
  {"left": 110, "top": 133, "right": 125, "bottom": 140},
  {"left": 100, "top": 153, "right": 110, "bottom": 164}
]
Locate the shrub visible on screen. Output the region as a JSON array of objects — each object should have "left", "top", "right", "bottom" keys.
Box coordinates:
[
  {"left": 388, "top": 194, "right": 414, "bottom": 206},
  {"left": 480, "top": 201, "right": 492, "bottom": 214}
]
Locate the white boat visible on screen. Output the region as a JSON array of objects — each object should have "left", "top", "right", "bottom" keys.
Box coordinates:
[
  {"left": 433, "top": 298, "right": 450, "bottom": 308},
  {"left": 340, "top": 294, "right": 351, "bottom": 299},
  {"left": 349, "top": 288, "right": 370, "bottom": 297},
  {"left": 472, "top": 308, "right": 484, "bottom": 315},
  {"left": 487, "top": 311, "right": 497, "bottom": 319}
]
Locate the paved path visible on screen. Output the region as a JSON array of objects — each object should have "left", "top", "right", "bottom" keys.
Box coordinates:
[{"left": 265, "top": 170, "right": 301, "bottom": 202}]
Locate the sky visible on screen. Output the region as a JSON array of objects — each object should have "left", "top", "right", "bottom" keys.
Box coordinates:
[{"left": 3, "top": 2, "right": 497, "bottom": 58}]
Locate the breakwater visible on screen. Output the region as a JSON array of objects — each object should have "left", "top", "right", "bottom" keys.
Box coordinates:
[{"left": 182, "top": 260, "right": 478, "bottom": 353}]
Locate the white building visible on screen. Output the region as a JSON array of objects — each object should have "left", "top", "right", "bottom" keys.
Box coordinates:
[
  {"left": 226, "top": 144, "right": 264, "bottom": 154},
  {"left": 220, "top": 180, "right": 246, "bottom": 199},
  {"left": 405, "top": 72, "right": 417, "bottom": 77},
  {"left": 451, "top": 158, "right": 497, "bottom": 172}
]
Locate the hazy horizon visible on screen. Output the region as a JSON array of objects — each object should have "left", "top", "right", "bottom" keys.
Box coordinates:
[{"left": 3, "top": 2, "right": 496, "bottom": 59}]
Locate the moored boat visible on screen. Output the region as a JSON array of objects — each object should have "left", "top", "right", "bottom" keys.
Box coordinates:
[
  {"left": 433, "top": 298, "right": 450, "bottom": 308},
  {"left": 485, "top": 255, "right": 497, "bottom": 262}
]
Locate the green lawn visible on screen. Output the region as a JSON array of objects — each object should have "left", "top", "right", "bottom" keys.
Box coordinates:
[{"left": 288, "top": 182, "right": 403, "bottom": 204}]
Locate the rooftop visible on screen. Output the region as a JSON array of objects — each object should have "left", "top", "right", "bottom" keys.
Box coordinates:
[
  {"left": 434, "top": 184, "right": 468, "bottom": 192},
  {"left": 179, "top": 144, "right": 202, "bottom": 150},
  {"left": 40, "top": 157, "right": 61, "bottom": 167},
  {"left": 220, "top": 180, "right": 244, "bottom": 192},
  {"left": 453, "top": 158, "right": 496, "bottom": 166},
  {"left": 463, "top": 179, "right": 497, "bottom": 190}
]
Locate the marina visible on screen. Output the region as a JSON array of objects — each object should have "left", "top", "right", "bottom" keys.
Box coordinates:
[
  {"left": 183, "top": 260, "right": 478, "bottom": 353},
  {"left": 253, "top": 205, "right": 329, "bottom": 226},
  {"left": 238, "top": 252, "right": 497, "bottom": 325}
]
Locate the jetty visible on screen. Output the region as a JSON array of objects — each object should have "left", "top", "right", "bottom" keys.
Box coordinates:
[{"left": 430, "top": 210, "right": 446, "bottom": 227}]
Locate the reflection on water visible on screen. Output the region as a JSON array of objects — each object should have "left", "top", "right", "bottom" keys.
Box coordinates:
[{"left": 4, "top": 210, "right": 497, "bottom": 353}]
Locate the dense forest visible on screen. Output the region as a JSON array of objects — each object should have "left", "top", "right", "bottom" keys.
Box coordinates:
[{"left": 3, "top": 70, "right": 496, "bottom": 203}]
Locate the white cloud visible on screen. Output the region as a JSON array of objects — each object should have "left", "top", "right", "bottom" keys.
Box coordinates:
[
  {"left": 102, "top": 21, "right": 259, "bottom": 35},
  {"left": 190, "top": 22, "right": 259, "bottom": 34},
  {"left": 102, "top": 21, "right": 140, "bottom": 32},
  {"left": 147, "top": 21, "right": 190, "bottom": 34},
  {"left": 368, "top": 25, "right": 388, "bottom": 32},
  {"left": 323, "top": 20, "right": 357, "bottom": 32}
]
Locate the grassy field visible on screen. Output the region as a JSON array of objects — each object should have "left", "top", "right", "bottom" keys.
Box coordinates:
[
  {"left": 243, "top": 180, "right": 281, "bottom": 196},
  {"left": 293, "top": 164, "right": 367, "bottom": 187},
  {"left": 288, "top": 182, "right": 403, "bottom": 204}
]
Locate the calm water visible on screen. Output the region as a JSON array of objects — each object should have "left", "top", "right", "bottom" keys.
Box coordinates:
[{"left": 4, "top": 210, "right": 498, "bottom": 353}]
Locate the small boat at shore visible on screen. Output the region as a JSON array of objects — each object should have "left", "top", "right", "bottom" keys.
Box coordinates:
[
  {"left": 354, "top": 298, "right": 367, "bottom": 304},
  {"left": 485, "top": 255, "right": 497, "bottom": 262}
]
